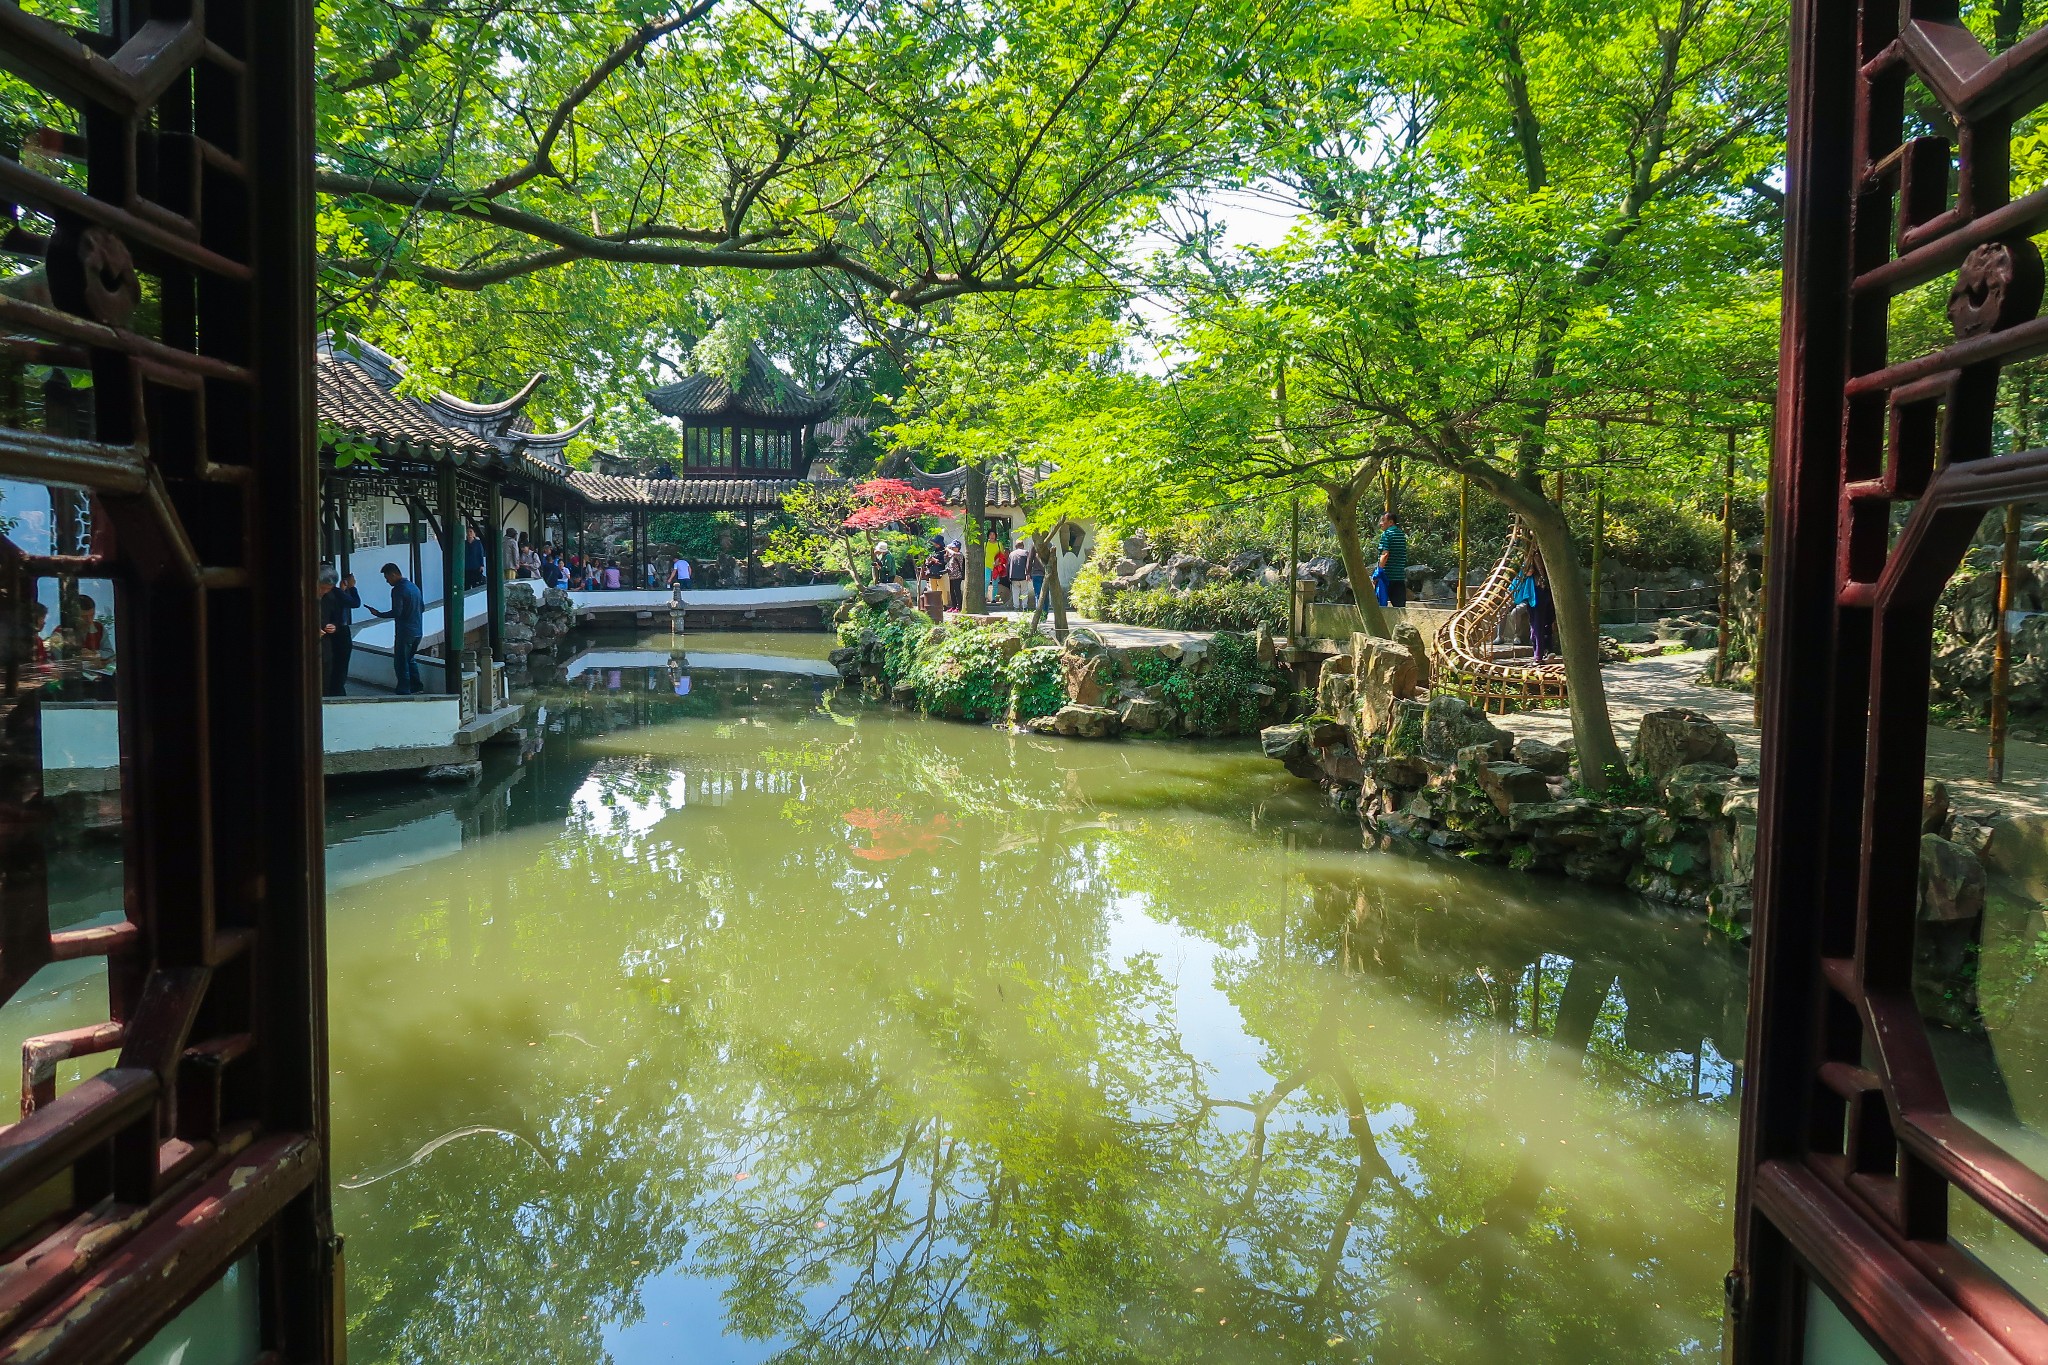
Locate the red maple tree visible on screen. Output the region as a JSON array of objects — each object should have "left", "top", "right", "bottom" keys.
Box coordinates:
[{"left": 840, "top": 478, "right": 949, "bottom": 531}]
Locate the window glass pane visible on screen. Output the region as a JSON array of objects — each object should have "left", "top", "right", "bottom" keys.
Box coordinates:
[
  {"left": 129, "top": 1256, "right": 262, "bottom": 1365},
  {"left": 1803, "top": 1281, "right": 1888, "bottom": 1365}
]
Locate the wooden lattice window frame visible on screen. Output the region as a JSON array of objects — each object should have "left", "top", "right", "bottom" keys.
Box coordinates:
[
  {"left": 1740, "top": 0, "right": 2048, "bottom": 1359},
  {"left": 0, "top": 2, "right": 334, "bottom": 1361}
]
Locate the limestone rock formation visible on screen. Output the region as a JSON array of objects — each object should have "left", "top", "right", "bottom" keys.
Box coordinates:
[
  {"left": 1121, "top": 696, "right": 1171, "bottom": 734},
  {"left": 1632, "top": 708, "right": 1739, "bottom": 780},
  {"left": 1420, "top": 695, "right": 1510, "bottom": 762},
  {"left": 1262, "top": 724, "right": 1320, "bottom": 780},
  {"left": 1051, "top": 704, "right": 1123, "bottom": 739},
  {"left": 1474, "top": 761, "right": 1550, "bottom": 815},
  {"left": 1920, "top": 833, "right": 1988, "bottom": 924},
  {"left": 1512, "top": 738, "right": 1571, "bottom": 776}
]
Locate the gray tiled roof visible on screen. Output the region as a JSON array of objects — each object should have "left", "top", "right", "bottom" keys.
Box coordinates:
[
  {"left": 316, "top": 349, "right": 501, "bottom": 461},
  {"left": 317, "top": 334, "right": 590, "bottom": 473},
  {"left": 565, "top": 473, "right": 828, "bottom": 509},
  {"left": 903, "top": 465, "right": 1038, "bottom": 508},
  {"left": 647, "top": 346, "right": 836, "bottom": 423}
]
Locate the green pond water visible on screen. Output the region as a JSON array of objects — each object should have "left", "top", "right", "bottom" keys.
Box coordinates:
[{"left": 17, "top": 630, "right": 1751, "bottom": 1363}]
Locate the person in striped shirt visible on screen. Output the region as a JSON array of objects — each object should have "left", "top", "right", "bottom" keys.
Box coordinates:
[{"left": 1376, "top": 511, "right": 1409, "bottom": 608}]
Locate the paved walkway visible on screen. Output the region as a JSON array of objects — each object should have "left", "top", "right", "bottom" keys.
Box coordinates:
[
  {"left": 352, "top": 585, "right": 852, "bottom": 652},
  {"left": 569, "top": 585, "right": 850, "bottom": 612},
  {"left": 1501, "top": 650, "right": 2048, "bottom": 818},
  {"left": 974, "top": 608, "right": 1212, "bottom": 652}
]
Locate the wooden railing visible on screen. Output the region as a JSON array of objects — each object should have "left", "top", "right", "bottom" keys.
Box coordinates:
[{"left": 1433, "top": 524, "right": 1567, "bottom": 713}]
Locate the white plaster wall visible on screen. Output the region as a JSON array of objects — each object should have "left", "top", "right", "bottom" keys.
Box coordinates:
[
  {"left": 348, "top": 645, "right": 463, "bottom": 694},
  {"left": 931, "top": 511, "right": 1096, "bottom": 578},
  {"left": 40, "top": 697, "right": 460, "bottom": 772},
  {"left": 345, "top": 493, "right": 448, "bottom": 624},
  {"left": 321, "top": 697, "right": 460, "bottom": 754}
]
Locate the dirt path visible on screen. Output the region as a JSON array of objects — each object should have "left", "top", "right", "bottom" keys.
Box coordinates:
[{"left": 1499, "top": 650, "right": 2048, "bottom": 819}]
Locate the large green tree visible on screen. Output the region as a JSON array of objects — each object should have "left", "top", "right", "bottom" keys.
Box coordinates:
[
  {"left": 314, "top": 0, "right": 1299, "bottom": 415},
  {"left": 1260, "top": 0, "right": 1783, "bottom": 777},
  {"left": 1041, "top": 0, "right": 1783, "bottom": 781}
]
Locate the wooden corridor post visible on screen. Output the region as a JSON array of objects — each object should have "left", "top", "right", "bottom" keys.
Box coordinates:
[
  {"left": 1717, "top": 430, "right": 1736, "bottom": 683},
  {"left": 485, "top": 481, "right": 506, "bottom": 666},
  {"left": 439, "top": 463, "right": 463, "bottom": 696},
  {"left": 1457, "top": 476, "right": 1470, "bottom": 609},
  {"left": 1991, "top": 502, "right": 2021, "bottom": 782},
  {"left": 408, "top": 500, "right": 424, "bottom": 588}
]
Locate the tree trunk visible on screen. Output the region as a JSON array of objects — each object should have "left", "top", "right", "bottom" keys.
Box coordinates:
[
  {"left": 1030, "top": 525, "right": 1070, "bottom": 643},
  {"left": 1506, "top": 488, "right": 1625, "bottom": 784},
  {"left": 964, "top": 464, "right": 988, "bottom": 615},
  {"left": 1324, "top": 472, "right": 1391, "bottom": 639}
]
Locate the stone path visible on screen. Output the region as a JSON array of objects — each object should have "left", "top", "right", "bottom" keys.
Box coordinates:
[
  {"left": 974, "top": 608, "right": 1213, "bottom": 652},
  {"left": 1500, "top": 650, "right": 2048, "bottom": 818}
]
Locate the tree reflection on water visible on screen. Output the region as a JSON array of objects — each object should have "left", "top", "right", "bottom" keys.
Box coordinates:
[{"left": 326, "top": 646, "right": 1745, "bottom": 1364}]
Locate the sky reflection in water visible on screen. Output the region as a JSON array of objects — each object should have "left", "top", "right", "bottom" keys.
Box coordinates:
[{"left": 41, "top": 630, "right": 1756, "bottom": 1364}]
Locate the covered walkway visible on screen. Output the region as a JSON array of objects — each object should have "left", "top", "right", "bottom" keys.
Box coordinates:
[{"left": 565, "top": 584, "right": 850, "bottom": 614}]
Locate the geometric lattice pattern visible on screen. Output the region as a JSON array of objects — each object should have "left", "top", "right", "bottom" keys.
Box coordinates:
[
  {"left": 0, "top": 2, "right": 334, "bottom": 1359},
  {"left": 1740, "top": 0, "right": 2048, "bottom": 1359}
]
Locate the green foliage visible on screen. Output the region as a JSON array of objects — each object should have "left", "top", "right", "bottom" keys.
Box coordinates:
[
  {"left": 835, "top": 602, "right": 934, "bottom": 688},
  {"left": 1006, "top": 648, "right": 1067, "bottom": 722},
  {"left": 1572, "top": 765, "right": 1657, "bottom": 805},
  {"left": 314, "top": 0, "right": 1284, "bottom": 435},
  {"left": 769, "top": 483, "right": 866, "bottom": 582},
  {"left": 909, "top": 625, "right": 1018, "bottom": 722},
  {"left": 1157, "top": 632, "right": 1270, "bottom": 736},
  {"left": 319, "top": 422, "right": 382, "bottom": 471},
  {"left": 1084, "top": 582, "right": 1287, "bottom": 634},
  {"left": 649, "top": 511, "right": 743, "bottom": 562},
  {"left": 1587, "top": 491, "right": 1732, "bottom": 575},
  {"left": 604, "top": 404, "right": 683, "bottom": 475}
]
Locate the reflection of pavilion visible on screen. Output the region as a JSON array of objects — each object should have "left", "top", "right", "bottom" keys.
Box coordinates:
[{"left": 317, "top": 336, "right": 844, "bottom": 694}]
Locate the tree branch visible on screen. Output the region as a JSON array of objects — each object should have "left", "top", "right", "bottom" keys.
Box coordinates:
[
  {"left": 473, "top": 1, "right": 723, "bottom": 201},
  {"left": 331, "top": 0, "right": 455, "bottom": 95}
]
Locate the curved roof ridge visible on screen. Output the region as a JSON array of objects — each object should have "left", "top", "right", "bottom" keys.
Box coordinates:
[
  {"left": 515, "top": 413, "right": 595, "bottom": 446},
  {"left": 646, "top": 345, "right": 837, "bottom": 423},
  {"left": 423, "top": 371, "right": 547, "bottom": 428}
]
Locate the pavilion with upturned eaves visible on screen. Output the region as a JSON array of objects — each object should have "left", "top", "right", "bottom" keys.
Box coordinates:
[
  {"left": 645, "top": 345, "right": 837, "bottom": 479},
  {"left": 315, "top": 337, "right": 847, "bottom": 692}
]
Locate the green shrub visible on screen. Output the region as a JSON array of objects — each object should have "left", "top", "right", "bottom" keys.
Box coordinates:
[
  {"left": 1069, "top": 555, "right": 1114, "bottom": 618},
  {"left": 1160, "top": 631, "right": 1273, "bottom": 735},
  {"left": 1093, "top": 582, "right": 1286, "bottom": 633},
  {"left": 1006, "top": 647, "right": 1066, "bottom": 721},
  {"left": 909, "top": 624, "right": 1018, "bottom": 721},
  {"left": 836, "top": 602, "right": 933, "bottom": 685}
]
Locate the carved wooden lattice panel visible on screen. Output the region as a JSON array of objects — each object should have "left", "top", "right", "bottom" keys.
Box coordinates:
[
  {"left": 1743, "top": 0, "right": 2048, "bottom": 1360},
  {"left": 0, "top": 2, "right": 334, "bottom": 1363}
]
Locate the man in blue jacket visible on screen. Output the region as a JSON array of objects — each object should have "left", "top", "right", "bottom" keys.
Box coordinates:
[{"left": 366, "top": 562, "right": 424, "bottom": 694}]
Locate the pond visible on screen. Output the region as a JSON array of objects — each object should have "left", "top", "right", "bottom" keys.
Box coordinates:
[{"left": 15, "top": 630, "right": 1752, "bottom": 1363}]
